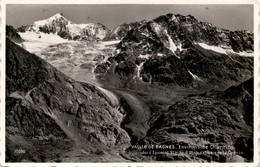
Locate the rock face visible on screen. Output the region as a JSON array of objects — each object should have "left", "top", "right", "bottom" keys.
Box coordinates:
[
  {"left": 97, "top": 13, "right": 253, "bottom": 89},
  {"left": 6, "top": 38, "right": 130, "bottom": 162},
  {"left": 18, "top": 13, "right": 110, "bottom": 40}
]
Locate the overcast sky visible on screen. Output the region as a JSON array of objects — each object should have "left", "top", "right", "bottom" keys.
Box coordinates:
[{"left": 6, "top": 4, "right": 253, "bottom": 31}]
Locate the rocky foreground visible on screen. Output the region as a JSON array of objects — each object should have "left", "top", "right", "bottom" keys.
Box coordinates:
[{"left": 6, "top": 38, "right": 130, "bottom": 162}]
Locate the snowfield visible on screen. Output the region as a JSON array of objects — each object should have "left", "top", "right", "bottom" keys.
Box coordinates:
[{"left": 18, "top": 31, "right": 70, "bottom": 54}]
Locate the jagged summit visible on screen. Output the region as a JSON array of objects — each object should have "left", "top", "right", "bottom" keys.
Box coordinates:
[{"left": 34, "top": 12, "right": 66, "bottom": 25}]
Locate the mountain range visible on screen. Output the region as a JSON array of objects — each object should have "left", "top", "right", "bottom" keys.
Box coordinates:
[{"left": 6, "top": 12, "right": 254, "bottom": 162}]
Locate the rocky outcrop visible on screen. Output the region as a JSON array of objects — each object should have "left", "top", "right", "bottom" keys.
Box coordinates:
[{"left": 6, "top": 25, "right": 23, "bottom": 43}]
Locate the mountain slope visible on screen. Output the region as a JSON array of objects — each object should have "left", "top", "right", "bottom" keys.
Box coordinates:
[
  {"left": 6, "top": 38, "right": 130, "bottom": 162},
  {"left": 18, "top": 13, "right": 110, "bottom": 40},
  {"left": 121, "top": 78, "right": 253, "bottom": 162}
]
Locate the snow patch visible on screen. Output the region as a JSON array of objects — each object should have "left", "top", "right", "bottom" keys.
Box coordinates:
[
  {"left": 188, "top": 70, "right": 201, "bottom": 81},
  {"left": 236, "top": 51, "right": 254, "bottom": 57},
  {"left": 197, "top": 42, "right": 226, "bottom": 54},
  {"left": 157, "top": 53, "right": 164, "bottom": 57},
  {"left": 101, "top": 40, "right": 120, "bottom": 46},
  {"left": 197, "top": 42, "right": 254, "bottom": 57},
  {"left": 152, "top": 22, "right": 162, "bottom": 34},
  {"left": 139, "top": 54, "right": 151, "bottom": 59},
  {"left": 177, "top": 43, "right": 184, "bottom": 51},
  {"left": 164, "top": 30, "right": 180, "bottom": 59},
  {"left": 164, "top": 30, "right": 177, "bottom": 52},
  {"left": 136, "top": 62, "right": 145, "bottom": 79},
  {"left": 114, "top": 26, "right": 120, "bottom": 34}
]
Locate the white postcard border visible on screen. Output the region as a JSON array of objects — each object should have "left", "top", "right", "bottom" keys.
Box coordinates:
[{"left": 0, "top": 0, "right": 259, "bottom": 166}]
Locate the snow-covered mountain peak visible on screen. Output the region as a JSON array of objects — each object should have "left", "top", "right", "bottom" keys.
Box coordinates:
[
  {"left": 18, "top": 13, "right": 110, "bottom": 40},
  {"left": 33, "top": 13, "right": 70, "bottom": 28}
]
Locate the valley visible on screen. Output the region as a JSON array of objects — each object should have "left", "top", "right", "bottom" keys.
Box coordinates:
[{"left": 5, "top": 12, "right": 254, "bottom": 162}]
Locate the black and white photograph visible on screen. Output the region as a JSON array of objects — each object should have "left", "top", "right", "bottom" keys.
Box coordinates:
[{"left": 2, "top": 1, "right": 258, "bottom": 165}]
